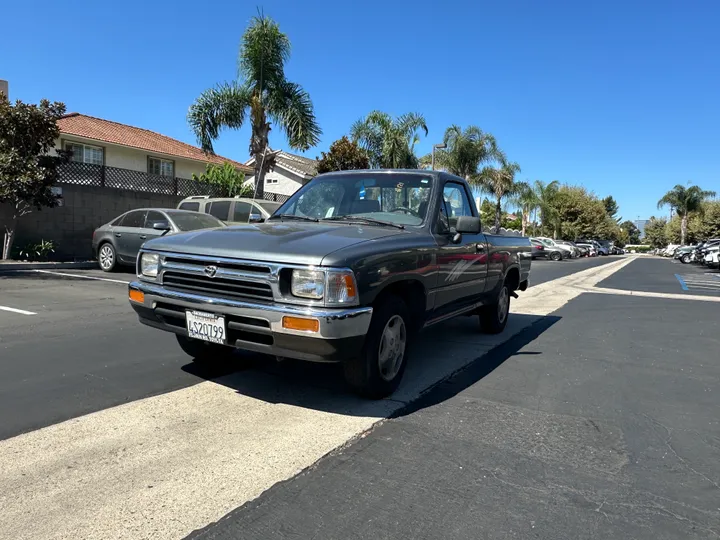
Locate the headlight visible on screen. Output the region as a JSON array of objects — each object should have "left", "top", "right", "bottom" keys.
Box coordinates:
[
  {"left": 291, "top": 269, "right": 324, "bottom": 299},
  {"left": 140, "top": 253, "right": 159, "bottom": 278},
  {"left": 325, "top": 269, "right": 358, "bottom": 305}
]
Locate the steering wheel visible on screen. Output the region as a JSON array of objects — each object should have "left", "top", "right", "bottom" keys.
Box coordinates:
[{"left": 392, "top": 206, "right": 419, "bottom": 217}]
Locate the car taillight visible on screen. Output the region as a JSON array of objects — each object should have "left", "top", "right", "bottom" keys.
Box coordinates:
[{"left": 538, "top": 245, "right": 544, "bottom": 250}]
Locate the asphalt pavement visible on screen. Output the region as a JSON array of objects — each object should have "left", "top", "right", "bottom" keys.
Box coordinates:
[{"left": 191, "top": 280, "right": 720, "bottom": 540}]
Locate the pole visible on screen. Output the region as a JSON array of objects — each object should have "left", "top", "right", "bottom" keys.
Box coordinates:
[{"left": 431, "top": 147, "right": 435, "bottom": 171}]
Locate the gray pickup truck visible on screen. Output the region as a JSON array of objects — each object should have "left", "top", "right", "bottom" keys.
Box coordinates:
[{"left": 129, "top": 170, "right": 531, "bottom": 398}]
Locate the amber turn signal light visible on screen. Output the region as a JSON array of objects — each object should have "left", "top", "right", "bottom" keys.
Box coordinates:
[
  {"left": 282, "top": 316, "right": 319, "bottom": 333},
  {"left": 129, "top": 289, "right": 145, "bottom": 303}
]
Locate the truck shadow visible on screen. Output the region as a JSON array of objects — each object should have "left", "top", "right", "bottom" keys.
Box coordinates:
[{"left": 182, "top": 313, "right": 561, "bottom": 419}]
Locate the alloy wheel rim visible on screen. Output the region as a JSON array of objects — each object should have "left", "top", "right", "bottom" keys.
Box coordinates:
[
  {"left": 497, "top": 287, "right": 509, "bottom": 324},
  {"left": 100, "top": 246, "right": 114, "bottom": 269},
  {"left": 378, "top": 315, "right": 407, "bottom": 382}
]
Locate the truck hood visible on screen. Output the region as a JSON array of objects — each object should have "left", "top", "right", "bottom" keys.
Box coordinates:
[{"left": 143, "top": 222, "right": 406, "bottom": 265}]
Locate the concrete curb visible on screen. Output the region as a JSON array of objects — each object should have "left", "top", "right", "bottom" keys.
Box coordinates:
[{"left": 0, "top": 261, "right": 97, "bottom": 273}]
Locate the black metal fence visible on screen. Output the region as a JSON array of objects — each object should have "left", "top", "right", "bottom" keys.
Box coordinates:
[{"left": 58, "top": 162, "right": 293, "bottom": 204}]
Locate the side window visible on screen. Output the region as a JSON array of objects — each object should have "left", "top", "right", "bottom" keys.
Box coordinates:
[
  {"left": 178, "top": 202, "right": 200, "bottom": 212},
  {"left": 207, "top": 201, "right": 231, "bottom": 221},
  {"left": 144, "top": 211, "right": 165, "bottom": 228},
  {"left": 232, "top": 202, "right": 252, "bottom": 222},
  {"left": 122, "top": 210, "right": 147, "bottom": 228},
  {"left": 111, "top": 214, "right": 126, "bottom": 226},
  {"left": 440, "top": 183, "right": 473, "bottom": 230},
  {"left": 251, "top": 204, "right": 265, "bottom": 217}
]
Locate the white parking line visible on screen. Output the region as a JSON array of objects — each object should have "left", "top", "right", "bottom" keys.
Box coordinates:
[
  {"left": 0, "top": 305, "right": 37, "bottom": 315},
  {"left": 33, "top": 270, "right": 130, "bottom": 284}
]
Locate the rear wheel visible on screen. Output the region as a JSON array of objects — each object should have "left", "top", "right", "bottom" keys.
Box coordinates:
[
  {"left": 550, "top": 251, "right": 562, "bottom": 261},
  {"left": 176, "top": 334, "right": 234, "bottom": 364},
  {"left": 343, "top": 296, "right": 410, "bottom": 399},
  {"left": 681, "top": 253, "right": 692, "bottom": 264},
  {"left": 98, "top": 243, "right": 116, "bottom": 272},
  {"left": 479, "top": 282, "right": 510, "bottom": 335}
]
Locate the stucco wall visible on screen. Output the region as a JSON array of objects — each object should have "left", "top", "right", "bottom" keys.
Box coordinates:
[
  {"left": 246, "top": 167, "right": 305, "bottom": 196},
  {"left": 0, "top": 184, "right": 183, "bottom": 261},
  {"left": 54, "top": 138, "right": 209, "bottom": 179}
]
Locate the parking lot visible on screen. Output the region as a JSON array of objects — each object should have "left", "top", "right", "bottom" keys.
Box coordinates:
[{"left": 1, "top": 254, "right": 719, "bottom": 539}]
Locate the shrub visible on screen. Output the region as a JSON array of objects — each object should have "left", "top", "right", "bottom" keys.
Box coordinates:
[{"left": 16, "top": 239, "right": 57, "bottom": 261}]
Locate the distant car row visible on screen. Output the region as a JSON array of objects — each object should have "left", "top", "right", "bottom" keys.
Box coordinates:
[
  {"left": 529, "top": 237, "right": 624, "bottom": 261},
  {"left": 92, "top": 197, "right": 275, "bottom": 272},
  {"left": 663, "top": 239, "right": 720, "bottom": 268}
]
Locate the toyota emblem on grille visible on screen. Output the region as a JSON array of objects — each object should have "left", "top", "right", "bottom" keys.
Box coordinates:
[{"left": 204, "top": 265, "right": 218, "bottom": 278}]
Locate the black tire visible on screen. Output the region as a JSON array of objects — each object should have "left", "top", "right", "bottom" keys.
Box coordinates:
[
  {"left": 681, "top": 253, "right": 692, "bottom": 264},
  {"left": 343, "top": 296, "right": 410, "bottom": 399},
  {"left": 97, "top": 242, "right": 117, "bottom": 272},
  {"left": 550, "top": 251, "right": 562, "bottom": 261},
  {"left": 176, "top": 334, "right": 234, "bottom": 364},
  {"left": 479, "top": 282, "right": 511, "bottom": 335}
]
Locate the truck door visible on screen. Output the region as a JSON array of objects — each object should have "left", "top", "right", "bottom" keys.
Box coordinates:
[{"left": 431, "top": 181, "right": 488, "bottom": 319}]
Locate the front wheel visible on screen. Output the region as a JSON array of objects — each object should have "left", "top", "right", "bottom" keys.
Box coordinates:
[
  {"left": 550, "top": 251, "right": 562, "bottom": 261},
  {"left": 176, "top": 334, "right": 234, "bottom": 364},
  {"left": 343, "top": 296, "right": 410, "bottom": 399},
  {"left": 479, "top": 283, "right": 510, "bottom": 334}
]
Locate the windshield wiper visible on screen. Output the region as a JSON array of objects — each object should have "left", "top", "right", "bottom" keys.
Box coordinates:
[
  {"left": 267, "top": 214, "right": 319, "bottom": 222},
  {"left": 321, "top": 216, "right": 405, "bottom": 230}
]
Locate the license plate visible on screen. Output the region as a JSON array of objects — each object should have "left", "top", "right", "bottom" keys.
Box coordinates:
[{"left": 186, "top": 310, "right": 226, "bottom": 344}]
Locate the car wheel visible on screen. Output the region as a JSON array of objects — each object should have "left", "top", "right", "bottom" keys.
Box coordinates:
[
  {"left": 343, "top": 296, "right": 410, "bottom": 399},
  {"left": 98, "top": 242, "right": 117, "bottom": 272},
  {"left": 479, "top": 282, "right": 511, "bottom": 335},
  {"left": 176, "top": 334, "right": 234, "bottom": 364},
  {"left": 550, "top": 251, "right": 562, "bottom": 261},
  {"left": 681, "top": 253, "right": 691, "bottom": 264}
]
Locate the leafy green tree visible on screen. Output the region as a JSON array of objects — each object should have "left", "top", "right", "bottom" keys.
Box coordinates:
[
  {"left": 0, "top": 96, "right": 69, "bottom": 259},
  {"left": 423, "top": 125, "right": 502, "bottom": 179},
  {"left": 665, "top": 214, "right": 703, "bottom": 245},
  {"left": 188, "top": 14, "right": 321, "bottom": 198},
  {"left": 477, "top": 159, "right": 522, "bottom": 233},
  {"left": 533, "top": 180, "right": 560, "bottom": 237},
  {"left": 478, "top": 198, "right": 495, "bottom": 228},
  {"left": 620, "top": 220, "right": 641, "bottom": 244},
  {"left": 316, "top": 136, "right": 369, "bottom": 174},
  {"left": 551, "top": 185, "right": 609, "bottom": 240},
  {"left": 350, "top": 111, "right": 427, "bottom": 169},
  {"left": 696, "top": 201, "right": 720, "bottom": 240},
  {"left": 657, "top": 184, "right": 716, "bottom": 245},
  {"left": 602, "top": 195, "right": 621, "bottom": 222},
  {"left": 192, "top": 162, "right": 251, "bottom": 197},
  {"left": 509, "top": 181, "right": 539, "bottom": 236},
  {"left": 644, "top": 216, "right": 668, "bottom": 248}
]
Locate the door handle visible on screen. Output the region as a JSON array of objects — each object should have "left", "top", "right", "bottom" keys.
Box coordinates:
[
  {"left": 115, "top": 233, "right": 122, "bottom": 238},
  {"left": 139, "top": 235, "right": 147, "bottom": 240},
  {"left": 476, "top": 243, "right": 485, "bottom": 252}
]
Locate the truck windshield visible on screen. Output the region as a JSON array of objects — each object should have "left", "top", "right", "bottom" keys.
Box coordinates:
[{"left": 273, "top": 173, "right": 433, "bottom": 226}]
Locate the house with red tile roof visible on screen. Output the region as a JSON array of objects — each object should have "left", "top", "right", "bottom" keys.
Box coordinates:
[{"left": 56, "top": 113, "right": 253, "bottom": 180}]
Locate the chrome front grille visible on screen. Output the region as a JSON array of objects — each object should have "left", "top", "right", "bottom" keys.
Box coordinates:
[{"left": 158, "top": 253, "right": 276, "bottom": 303}]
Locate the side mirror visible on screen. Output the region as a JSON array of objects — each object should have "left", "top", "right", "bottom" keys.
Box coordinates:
[
  {"left": 455, "top": 216, "right": 481, "bottom": 234},
  {"left": 248, "top": 213, "right": 264, "bottom": 224},
  {"left": 151, "top": 221, "right": 171, "bottom": 231}
]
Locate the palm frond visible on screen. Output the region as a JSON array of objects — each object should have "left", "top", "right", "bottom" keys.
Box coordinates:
[
  {"left": 238, "top": 14, "right": 291, "bottom": 90},
  {"left": 266, "top": 79, "right": 321, "bottom": 151},
  {"left": 187, "top": 82, "right": 252, "bottom": 153}
]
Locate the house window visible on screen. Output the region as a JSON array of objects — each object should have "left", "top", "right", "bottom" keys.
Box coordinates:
[
  {"left": 148, "top": 157, "right": 174, "bottom": 177},
  {"left": 65, "top": 142, "right": 104, "bottom": 165},
  {"left": 266, "top": 178, "right": 278, "bottom": 184}
]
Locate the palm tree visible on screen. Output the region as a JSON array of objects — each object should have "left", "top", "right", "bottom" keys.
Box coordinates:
[
  {"left": 477, "top": 159, "right": 522, "bottom": 233},
  {"left": 509, "top": 181, "right": 539, "bottom": 236},
  {"left": 188, "top": 14, "right": 321, "bottom": 198},
  {"left": 427, "top": 125, "right": 504, "bottom": 179},
  {"left": 350, "top": 111, "right": 428, "bottom": 169},
  {"left": 658, "top": 184, "right": 716, "bottom": 245},
  {"left": 533, "top": 180, "right": 560, "bottom": 238}
]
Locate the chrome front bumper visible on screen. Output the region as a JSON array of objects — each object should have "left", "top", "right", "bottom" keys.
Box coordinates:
[{"left": 128, "top": 281, "right": 373, "bottom": 340}]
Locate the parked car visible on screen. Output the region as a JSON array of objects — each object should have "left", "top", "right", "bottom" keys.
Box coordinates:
[
  {"left": 177, "top": 196, "right": 282, "bottom": 225},
  {"left": 674, "top": 244, "right": 700, "bottom": 263},
  {"left": 556, "top": 240, "right": 581, "bottom": 258},
  {"left": 530, "top": 238, "right": 564, "bottom": 260},
  {"left": 129, "top": 170, "right": 532, "bottom": 398},
  {"left": 92, "top": 209, "right": 226, "bottom": 272},
  {"left": 707, "top": 248, "right": 720, "bottom": 269},
  {"left": 701, "top": 244, "right": 720, "bottom": 266},
  {"left": 576, "top": 243, "right": 597, "bottom": 256},
  {"left": 536, "top": 237, "right": 574, "bottom": 259}
]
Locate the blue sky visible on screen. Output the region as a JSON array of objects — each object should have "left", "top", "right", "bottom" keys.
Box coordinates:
[{"left": 4, "top": 0, "right": 719, "bottom": 221}]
